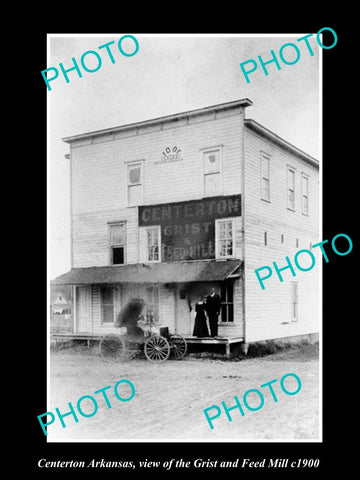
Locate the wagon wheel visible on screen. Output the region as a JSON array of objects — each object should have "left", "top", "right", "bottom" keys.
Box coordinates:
[
  {"left": 170, "top": 334, "right": 187, "bottom": 359},
  {"left": 99, "top": 334, "right": 126, "bottom": 362},
  {"left": 144, "top": 335, "right": 170, "bottom": 363}
]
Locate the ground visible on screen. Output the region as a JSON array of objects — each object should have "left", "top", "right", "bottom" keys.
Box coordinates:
[{"left": 47, "top": 341, "right": 320, "bottom": 442}]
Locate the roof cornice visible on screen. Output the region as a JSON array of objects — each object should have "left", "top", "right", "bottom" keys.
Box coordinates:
[
  {"left": 62, "top": 98, "right": 253, "bottom": 144},
  {"left": 244, "top": 119, "right": 319, "bottom": 167}
]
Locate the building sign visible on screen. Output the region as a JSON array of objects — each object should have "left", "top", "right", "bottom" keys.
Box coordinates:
[
  {"left": 139, "top": 195, "right": 241, "bottom": 262},
  {"left": 154, "top": 146, "right": 183, "bottom": 165}
]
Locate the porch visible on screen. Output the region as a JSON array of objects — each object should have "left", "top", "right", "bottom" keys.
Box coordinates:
[
  {"left": 51, "top": 332, "right": 244, "bottom": 358},
  {"left": 183, "top": 335, "right": 244, "bottom": 357},
  {"left": 51, "top": 259, "right": 244, "bottom": 344}
]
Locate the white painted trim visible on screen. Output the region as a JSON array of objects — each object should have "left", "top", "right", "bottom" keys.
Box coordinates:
[
  {"left": 201, "top": 145, "right": 223, "bottom": 197},
  {"left": 99, "top": 284, "right": 116, "bottom": 326},
  {"left": 108, "top": 221, "right": 127, "bottom": 266},
  {"left": 126, "top": 160, "right": 144, "bottom": 207},
  {"left": 144, "top": 225, "right": 162, "bottom": 263},
  {"left": 215, "top": 217, "right": 236, "bottom": 259},
  {"left": 287, "top": 165, "right": 296, "bottom": 211},
  {"left": 62, "top": 99, "right": 253, "bottom": 143},
  {"left": 301, "top": 171, "right": 310, "bottom": 216},
  {"left": 260, "top": 150, "right": 271, "bottom": 202},
  {"left": 74, "top": 285, "right": 92, "bottom": 332}
]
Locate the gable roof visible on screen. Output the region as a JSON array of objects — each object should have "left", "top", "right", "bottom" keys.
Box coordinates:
[{"left": 245, "top": 119, "right": 318, "bottom": 167}]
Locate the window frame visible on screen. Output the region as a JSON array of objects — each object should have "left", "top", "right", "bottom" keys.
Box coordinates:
[
  {"left": 201, "top": 146, "right": 223, "bottom": 197},
  {"left": 126, "top": 160, "right": 144, "bottom": 207},
  {"left": 145, "top": 225, "right": 161, "bottom": 263},
  {"left": 260, "top": 152, "right": 271, "bottom": 202},
  {"left": 100, "top": 284, "right": 115, "bottom": 325},
  {"left": 301, "top": 172, "right": 310, "bottom": 216},
  {"left": 108, "top": 222, "right": 126, "bottom": 265},
  {"left": 219, "top": 282, "right": 235, "bottom": 324},
  {"left": 287, "top": 166, "right": 296, "bottom": 211},
  {"left": 215, "top": 217, "right": 236, "bottom": 259},
  {"left": 145, "top": 284, "right": 160, "bottom": 324},
  {"left": 291, "top": 282, "right": 299, "bottom": 322}
]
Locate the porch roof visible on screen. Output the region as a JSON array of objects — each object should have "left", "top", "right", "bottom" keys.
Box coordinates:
[{"left": 51, "top": 259, "right": 242, "bottom": 285}]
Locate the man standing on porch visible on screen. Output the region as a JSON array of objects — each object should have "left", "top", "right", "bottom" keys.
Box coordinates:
[{"left": 206, "top": 287, "right": 221, "bottom": 337}]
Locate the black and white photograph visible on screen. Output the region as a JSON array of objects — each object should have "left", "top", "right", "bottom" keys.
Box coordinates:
[
  {"left": 27, "top": 24, "right": 355, "bottom": 474},
  {"left": 46, "top": 33, "right": 321, "bottom": 443}
]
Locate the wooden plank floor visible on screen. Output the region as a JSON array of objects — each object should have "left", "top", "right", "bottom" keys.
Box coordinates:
[
  {"left": 183, "top": 335, "right": 244, "bottom": 344},
  {"left": 52, "top": 332, "right": 243, "bottom": 343},
  {"left": 52, "top": 332, "right": 244, "bottom": 357}
]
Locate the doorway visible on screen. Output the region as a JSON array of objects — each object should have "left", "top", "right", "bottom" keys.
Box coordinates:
[
  {"left": 75, "top": 286, "right": 91, "bottom": 332},
  {"left": 175, "top": 285, "right": 194, "bottom": 335}
]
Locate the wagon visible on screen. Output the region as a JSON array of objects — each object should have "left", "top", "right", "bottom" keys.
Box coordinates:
[
  {"left": 99, "top": 327, "right": 187, "bottom": 363},
  {"left": 98, "top": 299, "right": 187, "bottom": 363}
]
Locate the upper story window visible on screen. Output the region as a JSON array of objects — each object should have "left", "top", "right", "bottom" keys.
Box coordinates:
[
  {"left": 260, "top": 152, "right": 271, "bottom": 202},
  {"left": 146, "top": 226, "right": 161, "bottom": 262},
  {"left": 202, "top": 147, "right": 222, "bottom": 197},
  {"left": 109, "top": 223, "right": 125, "bottom": 265},
  {"left": 287, "top": 167, "right": 296, "bottom": 211},
  {"left": 301, "top": 173, "right": 309, "bottom": 215},
  {"left": 215, "top": 218, "right": 235, "bottom": 259},
  {"left": 127, "top": 161, "right": 143, "bottom": 206}
]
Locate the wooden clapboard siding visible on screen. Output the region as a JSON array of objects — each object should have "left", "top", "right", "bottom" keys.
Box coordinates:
[
  {"left": 70, "top": 108, "right": 246, "bottom": 268},
  {"left": 243, "top": 126, "right": 320, "bottom": 343},
  {"left": 65, "top": 100, "right": 319, "bottom": 342}
]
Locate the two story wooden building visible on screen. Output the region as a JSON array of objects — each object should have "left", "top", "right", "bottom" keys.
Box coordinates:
[{"left": 52, "top": 98, "right": 320, "bottom": 354}]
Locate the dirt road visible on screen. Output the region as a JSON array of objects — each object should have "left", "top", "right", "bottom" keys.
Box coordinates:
[{"left": 47, "top": 343, "right": 320, "bottom": 442}]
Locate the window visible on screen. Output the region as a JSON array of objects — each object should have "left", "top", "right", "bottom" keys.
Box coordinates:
[
  {"left": 287, "top": 167, "right": 296, "bottom": 210},
  {"left": 100, "top": 285, "right": 114, "bottom": 324},
  {"left": 216, "top": 219, "right": 234, "bottom": 258},
  {"left": 291, "top": 282, "right": 299, "bottom": 322},
  {"left": 203, "top": 148, "right": 222, "bottom": 197},
  {"left": 145, "top": 285, "right": 160, "bottom": 323},
  {"left": 127, "top": 161, "right": 143, "bottom": 206},
  {"left": 301, "top": 173, "right": 309, "bottom": 215},
  {"left": 146, "top": 226, "right": 160, "bottom": 262},
  {"left": 220, "top": 283, "right": 234, "bottom": 323},
  {"left": 260, "top": 153, "right": 271, "bottom": 201},
  {"left": 109, "top": 223, "right": 125, "bottom": 265},
  {"left": 264, "top": 231, "right": 268, "bottom": 246}
]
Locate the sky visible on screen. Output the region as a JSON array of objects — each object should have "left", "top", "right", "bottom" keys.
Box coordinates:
[{"left": 47, "top": 33, "right": 321, "bottom": 279}]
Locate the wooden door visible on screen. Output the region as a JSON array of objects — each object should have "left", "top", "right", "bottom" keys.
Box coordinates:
[{"left": 75, "top": 286, "right": 91, "bottom": 332}]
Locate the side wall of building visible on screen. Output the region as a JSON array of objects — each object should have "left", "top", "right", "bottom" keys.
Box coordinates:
[{"left": 243, "top": 127, "right": 320, "bottom": 343}]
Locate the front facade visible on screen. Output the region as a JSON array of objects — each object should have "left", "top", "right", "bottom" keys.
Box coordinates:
[{"left": 52, "top": 99, "right": 319, "bottom": 348}]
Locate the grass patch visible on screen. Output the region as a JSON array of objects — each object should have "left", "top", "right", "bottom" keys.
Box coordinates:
[{"left": 242, "top": 339, "right": 319, "bottom": 361}]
